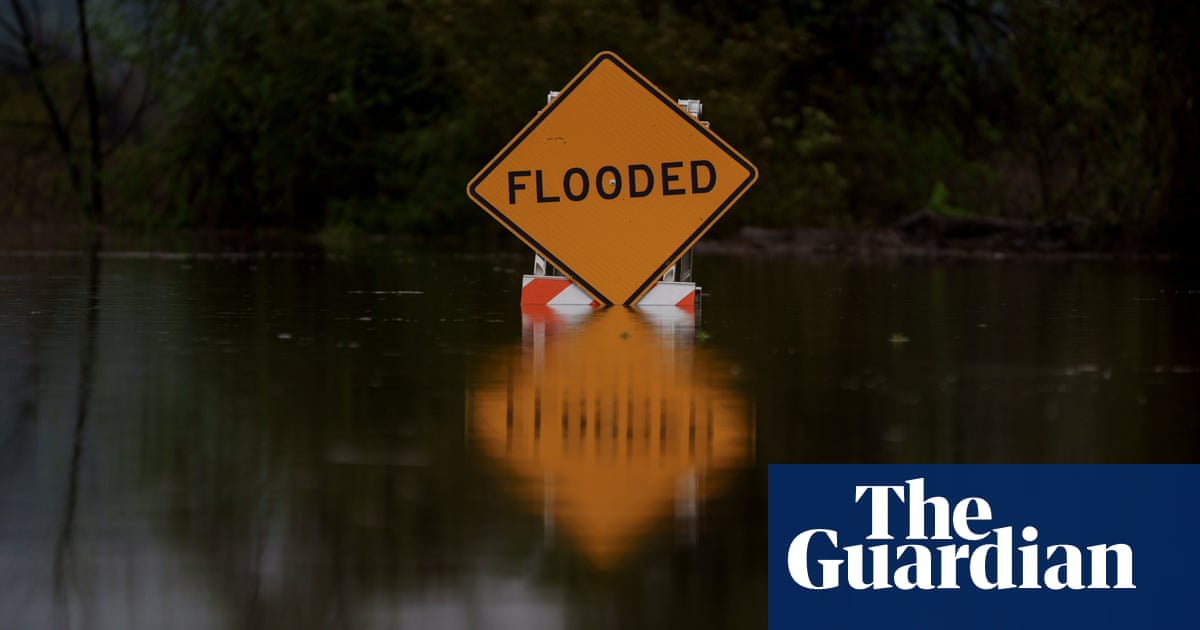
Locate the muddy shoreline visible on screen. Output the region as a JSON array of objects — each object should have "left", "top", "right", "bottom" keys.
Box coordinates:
[
  {"left": 0, "top": 215, "right": 1187, "bottom": 262},
  {"left": 696, "top": 212, "right": 1185, "bottom": 262}
]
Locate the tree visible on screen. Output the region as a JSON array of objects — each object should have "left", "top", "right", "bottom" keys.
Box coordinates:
[{"left": 2, "top": 0, "right": 105, "bottom": 222}]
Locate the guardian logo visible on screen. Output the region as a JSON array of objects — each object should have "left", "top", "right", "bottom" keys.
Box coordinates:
[
  {"left": 768, "top": 466, "right": 1200, "bottom": 629},
  {"left": 787, "top": 478, "right": 1134, "bottom": 591}
]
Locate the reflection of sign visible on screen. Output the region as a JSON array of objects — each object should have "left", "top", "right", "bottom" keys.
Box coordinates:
[
  {"left": 468, "top": 308, "right": 751, "bottom": 568},
  {"left": 467, "top": 52, "right": 758, "bottom": 306}
]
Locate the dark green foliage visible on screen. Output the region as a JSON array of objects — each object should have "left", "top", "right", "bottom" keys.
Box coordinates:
[
  {"left": 160, "top": 0, "right": 454, "bottom": 230},
  {"left": 2, "top": 0, "right": 1197, "bottom": 245}
]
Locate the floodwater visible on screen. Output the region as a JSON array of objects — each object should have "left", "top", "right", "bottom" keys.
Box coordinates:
[{"left": 0, "top": 239, "right": 1196, "bottom": 629}]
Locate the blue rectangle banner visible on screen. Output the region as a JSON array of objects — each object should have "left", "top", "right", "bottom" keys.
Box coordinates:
[{"left": 768, "top": 465, "right": 1199, "bottom": 629}]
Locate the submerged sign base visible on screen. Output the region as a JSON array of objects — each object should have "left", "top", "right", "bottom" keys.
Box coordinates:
[{"left": 521, "top": 276, "right": 698, "bottom": 310}]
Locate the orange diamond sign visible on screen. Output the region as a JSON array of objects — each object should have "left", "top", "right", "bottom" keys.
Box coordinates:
[{"left": 467, "top": 51, "right": 758, "bottom": 305}]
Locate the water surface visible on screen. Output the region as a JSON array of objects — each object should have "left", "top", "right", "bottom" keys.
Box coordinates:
[{"left": 0, "top": 240, "right": 1196, "bottom": 629}]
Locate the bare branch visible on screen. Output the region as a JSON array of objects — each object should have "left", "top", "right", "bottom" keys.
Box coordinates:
[
  {"left": 0, "top": 12, "right": 22, "bottom": 40},
  {"left": 76, "top": 0, "right": 105, "bottom": 221},
  {"left": 6, "top": 0, "right": 82, "bottom": 202},
  {"left": 104, "top": 66, "right": 154, "bottom": 156},
  {"left": 66, "top": 89, "right": 85, "bottom": 130}
]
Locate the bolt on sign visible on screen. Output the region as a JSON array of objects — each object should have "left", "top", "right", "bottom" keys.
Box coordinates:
[{"left": 467, "top": 51, "right": 758, "bottom": 305}]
